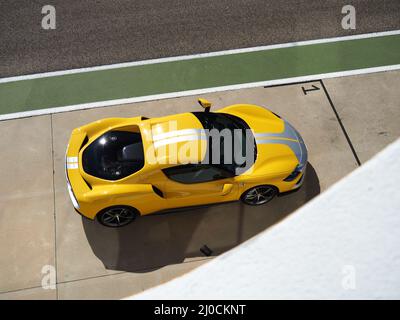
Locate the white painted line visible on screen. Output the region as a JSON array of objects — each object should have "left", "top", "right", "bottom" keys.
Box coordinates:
[
  {"left": 1, "top": 30, "right": 399, "bottom": 84},
  {"left": 1, "top": 64, "right": 400, "bottom": 122}
]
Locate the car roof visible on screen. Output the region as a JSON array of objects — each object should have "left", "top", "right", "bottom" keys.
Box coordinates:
[{"left": 140, "top": 112, "right": 208, "bottom": 167}]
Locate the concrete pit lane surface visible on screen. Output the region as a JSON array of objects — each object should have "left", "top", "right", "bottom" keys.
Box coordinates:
[{"left": 1, "top": 70, "right": 399, "bottom": 299}]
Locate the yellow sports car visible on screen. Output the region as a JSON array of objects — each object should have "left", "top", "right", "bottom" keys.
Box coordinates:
[{"left": 66, "top": 99, "right": 307, "bottom": 227}]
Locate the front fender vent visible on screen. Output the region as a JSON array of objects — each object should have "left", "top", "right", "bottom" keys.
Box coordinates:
[{"left": 152, "top": 185, "right": 164, "bottom": 198}]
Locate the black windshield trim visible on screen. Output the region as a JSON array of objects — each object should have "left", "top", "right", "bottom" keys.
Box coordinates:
[{"left": 192, "top": 112, "right": 257, "bottom": 175}]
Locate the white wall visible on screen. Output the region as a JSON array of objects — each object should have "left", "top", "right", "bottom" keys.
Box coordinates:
[{"left": 131, "top": 138, "right": 400, "bottom": 299}]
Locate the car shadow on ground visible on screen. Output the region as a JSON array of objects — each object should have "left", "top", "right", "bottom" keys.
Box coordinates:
[{"left": 83, "top": 163, "right": 320, "bottom": 273}]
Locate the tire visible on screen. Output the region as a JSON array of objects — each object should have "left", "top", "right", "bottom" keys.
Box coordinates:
[
  {"left": 97, "top": 206, "right": 138, "bottom": 227},
  {"left": 240, "top": 185, "right": 278, "bottom": 206}
]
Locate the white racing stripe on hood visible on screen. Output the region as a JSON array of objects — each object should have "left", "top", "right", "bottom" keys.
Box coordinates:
[
  {"left": 152, "top": 129, "right": 206, "bottom": 141},
  {"left": 153, "top": 134, "right": 207, "bottom": 148},
  {"left": 255, "top": 138, "right": 303, "bottom": 164}
]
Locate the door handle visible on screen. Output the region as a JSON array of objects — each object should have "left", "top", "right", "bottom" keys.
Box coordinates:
[{"left": 221, "top": 183, "right": 233, "bottom": 196}]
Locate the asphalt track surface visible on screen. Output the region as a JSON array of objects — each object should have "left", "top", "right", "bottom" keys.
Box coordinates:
[{"left": 1, "top": 0, "right": 400, "bottom": 77}]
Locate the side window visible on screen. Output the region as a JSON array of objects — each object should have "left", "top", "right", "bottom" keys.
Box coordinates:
[{"left": 162, "top": 164, "right": 233, "bottom": 184}]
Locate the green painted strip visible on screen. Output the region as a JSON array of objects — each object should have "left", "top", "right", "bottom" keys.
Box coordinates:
[{"left": 1, "top": 34, "right": 400, "bottom": 115}]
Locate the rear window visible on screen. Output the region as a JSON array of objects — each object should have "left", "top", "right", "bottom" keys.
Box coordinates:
[
  {"left": 192, "top": 112, "right": 256, "bottom": 174},
  {"left": 82, "top": 131, "right": 144, "bottom": 180}
]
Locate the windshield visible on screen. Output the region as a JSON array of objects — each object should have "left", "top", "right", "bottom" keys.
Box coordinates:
[
  {"left": 82, "top": 131, "right": 144, "bottom": 180},
  {"left": 192, "top": 112, "right": 256, "bottom": 174}
]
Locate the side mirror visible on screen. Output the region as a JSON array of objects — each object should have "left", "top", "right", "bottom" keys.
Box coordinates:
[{"left": 198, "top": 98, "right": 212, "bottom": 113}]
